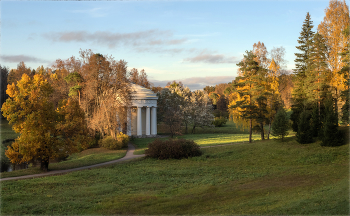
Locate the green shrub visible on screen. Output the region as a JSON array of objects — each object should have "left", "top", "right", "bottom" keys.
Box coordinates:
[
  {"left": 145, "top": 138, "right": 202, "bottom": 160},
  {"left": 117, "top": 132, "right": 129, "bottom": 148},
  {"left": 297, "top": 110, "right": 313, "bottom": 144},
  {"left": 99, "top": 133, "right": 129, "bottom": 150},
  {"left": 271, "top": 108, "right": 289, "bottom": 141},
  {"left": 320, "top": 99, "right": 344, "bottom": 146},
  {"left": 99, "top": 136, "right": 122, "bottom": 150},
  {"left": 212, "top": 117, "right": 227, "bottom": 127}
]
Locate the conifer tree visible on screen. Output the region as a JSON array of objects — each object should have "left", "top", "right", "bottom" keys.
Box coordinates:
[
  {"left": 297, "top": 109, "right": 313, "bottom": 144},
  {"left": 310, "top": 103, "right": 321, "bottom": 137},
  {"left": 271, "top": 108, "right": 289, "bottom": 141},
  {"left": 291, "top": 12, "right": 315, "bottom": 132},
  {"left": 321, "top": 98, "right": 343, "bottom": 146},
  {"left": 230, "top": 50, "right": 268, "bottom": 142},
  {"left": 306, "top": 33, "right": 329, "bottom": 103}
]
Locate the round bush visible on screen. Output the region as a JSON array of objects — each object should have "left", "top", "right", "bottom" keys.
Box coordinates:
[
  {"left": 145, "top": 138, "right": 202, "bottom": 160},
  {"left": 212, "top": 117, "right": 227, "bottom": 127},
  {"left": 99, "top": 136, "right": 122, "bottom": 150},
  {"left": 117, "top": 132, "right": 129, "bottom": 148}
]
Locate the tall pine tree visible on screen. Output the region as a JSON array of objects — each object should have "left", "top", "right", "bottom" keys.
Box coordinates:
[
  {"left": 230, "top": 50, "right": 268, "bottom": 143},
  {"left": 291, "top": 12, "right": 315, "bottom": 132}
]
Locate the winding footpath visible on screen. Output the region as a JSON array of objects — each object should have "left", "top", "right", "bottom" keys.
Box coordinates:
[{"left": 0, "top": 143, "right": 145, "bottom": 182}]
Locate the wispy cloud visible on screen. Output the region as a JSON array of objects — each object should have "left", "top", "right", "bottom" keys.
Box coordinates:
[
  {"left": 151, "top": 75, "right": 235, "bottom": 91},
  {"left": 42, "top": 30, "right": 188, "bottom": 49},
  {"left": 68, "top": 8, "right": 107, "bottom": 18},
  {"left": 1, "top": 55, "right": 49, "bottom": 63},
  {"left": 183, "top": 51, "right": 239, "bottom": 64}
]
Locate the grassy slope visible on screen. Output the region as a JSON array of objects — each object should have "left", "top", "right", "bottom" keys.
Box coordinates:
[{"left": 2, "top": 137, "right": 348, "bottom": 215}]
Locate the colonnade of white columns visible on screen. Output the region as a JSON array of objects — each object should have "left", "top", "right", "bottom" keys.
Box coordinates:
[
  {"left": 136, "top": 106, "right": 157, "bottom": 137},
  {"left": 125, "top": 106, "right": 157, "bottom": 137}
]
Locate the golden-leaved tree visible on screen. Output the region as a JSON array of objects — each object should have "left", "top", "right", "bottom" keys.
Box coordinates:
[
  {"left": 265, "top": 58, "right": 283, "bottom": 139},
  {"left": 318, "top": 0, "right": 349, "bottom": 119},
  {"left": 229, "top": 50, "right": 268, "bottom": 142},
  {"left": 1, "top": 74, "right": 89, "bottom": 171}
]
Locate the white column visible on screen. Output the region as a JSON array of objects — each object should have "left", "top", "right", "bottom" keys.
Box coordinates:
[
  {"left": 137, "top": 107, "right": 142, "bottom": 136},
  {"left": 151, "top": 107, "right": 157, "bottom": 135},
  {"left": 127, "top": 107, "right": 131, "bottom": 136},
  {"left": 116, "top": 114, "right": 121, "bottom": 133},
  {"left": 146, "top": 107, "right": 150, "bottom": 136}
]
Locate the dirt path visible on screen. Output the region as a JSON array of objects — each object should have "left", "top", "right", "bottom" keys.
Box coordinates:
[{"left": 0, "top": 143, "right": 145, "bottom": 182}]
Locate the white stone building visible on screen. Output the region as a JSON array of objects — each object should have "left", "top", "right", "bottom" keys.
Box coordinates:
[{"left": 124, "top": 83, "right": 158, "bottom": 137}]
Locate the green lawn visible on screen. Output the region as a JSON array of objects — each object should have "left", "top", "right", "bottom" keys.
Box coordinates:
[
  {"left": 0, "top": 119, "right": 20, "bottom": 172},
  {"left": 0, "top": 118, "right": 19, "bottom": 142},
  {"left": 1, "top": 137, "right": 348, "bottom": 215},
  {"left": 158, "top": 120, "right": 247, "bottom": 134},
  {"left": 132, "top": 124, "right": 296, "bottom": 155}
]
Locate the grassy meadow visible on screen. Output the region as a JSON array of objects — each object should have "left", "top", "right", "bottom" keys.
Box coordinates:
[{"left": 1, "top": 137, "right": 348, "bottom": 215}]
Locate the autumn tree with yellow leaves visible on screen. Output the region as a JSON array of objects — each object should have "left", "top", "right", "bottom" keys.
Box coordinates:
[
  {"left": 1, "top": 74, "right": 89, "bottom": 171},
  {"left": 229, "top": 50, "right": 269, "bottom": 142},
  {"left": 318, "top": 0, "right": 349, "bottom": 122}
]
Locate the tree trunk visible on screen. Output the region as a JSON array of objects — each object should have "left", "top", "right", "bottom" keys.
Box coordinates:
[
  {"left": 267, "top": 121, "right": 271, "bottom": 140},
  {"left": 40, "top": 158, "right": 49, "bottom": 172},
  {"left": 249, "top": 119, "right": 252, "bottom": 143},
  {"left": 192, "top": 125, "right": 196, "bottom": 134},
  {"left": 260, "top": 122, "right": 265, "bottom": 140},
  {"left": 335, "top": 90, "right": 338, "bottom": 125},
  {"left": 78, "top": 90, "right": 81, "bottom": 106},
  {"left": 185, "top": 123, "right": 188, "bottom": 134}
]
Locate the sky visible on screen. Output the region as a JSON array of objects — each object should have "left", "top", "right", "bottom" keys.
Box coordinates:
[{"left": 1, "top": 0, "right": 334, "bottom": 90}]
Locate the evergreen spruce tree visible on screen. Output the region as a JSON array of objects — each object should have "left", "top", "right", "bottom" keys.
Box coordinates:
[
  {"left": 321, "top": 98, "right": 343, "bottom": 146},
  {"left": 310, "top": 103, "right": 321, "bottom": 137},
  {"left": 297, "top": 110, "right": 313, "bottom": 144},
  {"left": 291, "top": 12, "right": 315, "bottom": 132},
  {"left": 271, "top": 108, "right": 289, "bottom": 141},
  {"left": 307, "top": 33, "right": 330, "bottom": 105}
]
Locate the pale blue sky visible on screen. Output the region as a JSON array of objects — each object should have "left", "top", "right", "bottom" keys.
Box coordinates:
[{"left": 1, "top": 0, "right": 332, "bottom": 90}]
